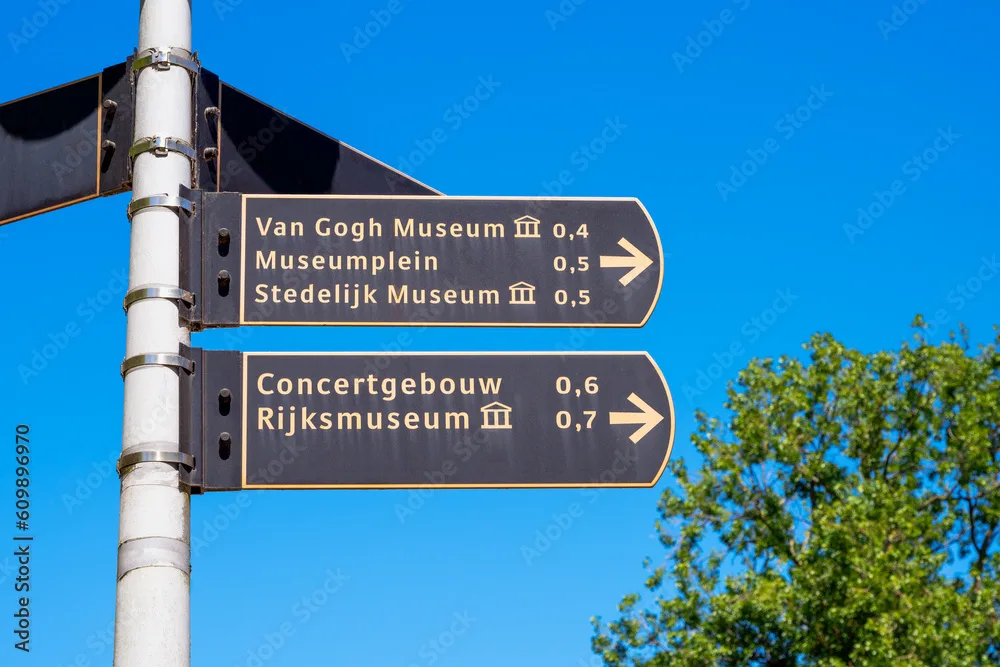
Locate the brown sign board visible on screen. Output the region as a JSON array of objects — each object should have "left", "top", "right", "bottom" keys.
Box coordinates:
[
  {"left": 0, "top": 61, "right": 133, "bottom": 226},
  {"left": 181, "top": 349, "right": 674, "bottom": 491},
  {"left": 194, "top": 70, "right": 440, "bottom": 198},
  {"left": 186, "top": 193, "right": 663, "bottom": 328}
]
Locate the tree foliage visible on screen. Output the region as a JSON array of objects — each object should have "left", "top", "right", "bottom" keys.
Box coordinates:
[{"left": 592, "top": 321, "right": 1000, "bottom": 666}]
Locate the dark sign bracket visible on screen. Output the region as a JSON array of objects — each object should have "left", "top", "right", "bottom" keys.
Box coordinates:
[
  {"left": 180, "top": 347, "right": 244, "bottom": 493},
  {"left": 179, "top": 190, "right": 203, "bottom": 328},
  {"left": 100, "top": 57, "right": 135, "bottom": 199},
  {"left": 179, "top": 190, "right": 242, "bottom": 330},
  {"left": 178, "top": 344, "right": 202, "bottom": 492}
]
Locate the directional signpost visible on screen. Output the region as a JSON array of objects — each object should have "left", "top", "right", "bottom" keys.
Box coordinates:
[
  {"left": 189, "top": 193, "right": 662, "bottom": 327},
  {"left": 181, "top": 350, "right": 674, "bottom": 491},
  {"left": 0, "top": 1, "right": 673, "bottom": 664}
]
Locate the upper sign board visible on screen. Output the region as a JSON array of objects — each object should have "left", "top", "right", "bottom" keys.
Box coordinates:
[{"left": 192, "top": 194, "right": 663, "bottom": 328}]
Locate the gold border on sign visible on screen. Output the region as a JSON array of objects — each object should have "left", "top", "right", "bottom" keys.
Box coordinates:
[
  {"left": 0, "top": 72, "right": 99, "bottom": 107},
  {"left": 236, "top": 195, "right": 664, "bottom": 328},
  {"left": 239, "top": 351, "right": 675, "bottom": 491},
  {"left": 95, "top": 72, "right": 103, "bottom": 197}
]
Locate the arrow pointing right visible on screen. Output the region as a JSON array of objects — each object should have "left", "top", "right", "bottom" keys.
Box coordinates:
[
  {"left": 599, "top": 238, "right": 654, "bottom": 287},
  {"left": 609, "top": 393, "right": 664, "bottom": 444}
]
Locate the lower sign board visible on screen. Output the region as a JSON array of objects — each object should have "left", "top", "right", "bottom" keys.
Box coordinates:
[
  {"left": 191, "top": 194, "right": 663, "bottom": 328},
  {"left": 181, "top": 350, "right": 674, "bottom": 491}
]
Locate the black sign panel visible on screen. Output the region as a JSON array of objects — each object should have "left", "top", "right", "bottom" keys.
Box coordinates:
[
  {"left": 196, "top": 195, "right": 662, "bottom": 328},
  {"left": 0, "top": 62, "right": 132, "bottom": 226},
  {"left": 194, "top": 71, "right": 439, "bottom": 197},
  {"left": 184, "top": 351, "right": 673, "bottom": 490}
]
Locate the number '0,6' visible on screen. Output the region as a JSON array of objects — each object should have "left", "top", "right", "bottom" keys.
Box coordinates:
[{"left": 555, "top": 377, "right": 599, "bottom": 395}]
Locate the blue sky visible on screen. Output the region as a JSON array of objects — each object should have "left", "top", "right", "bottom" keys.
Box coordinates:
[{"left": 1, "top": 0, "right": 998, "bottom": 665}]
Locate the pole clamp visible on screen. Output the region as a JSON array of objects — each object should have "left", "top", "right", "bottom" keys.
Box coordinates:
[
  {"left": 121, "top": 353, "right": 196, "bottom": 379},
  {"left": 118, "top": 536, "right": 191, "bottom": 581},
  {"left": 129, "top": 136, "right": 198, "bottom": 163},
  {"left": 127, "top": 193, "right": 195, "bottom": 221},
  {"left": 117, "top": 448, "right": 196, "bottom": 476},
  {"left": 132, "top": 47, "right": 200, "bottom": 76},
  {"left": 123, "top": 285, "right": 196, "bottom": 313}
]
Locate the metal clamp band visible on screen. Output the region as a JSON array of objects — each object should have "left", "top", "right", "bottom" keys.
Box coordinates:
[
  {"left": 121, "top": 353, "right": 196, "bottom": 379},
  {"left": 123, "top": 285, "right": 196, "bottom": 312},
  {"left": 117, "top": 449, "right": 196, "bottom": 476},
  {"left": 127, "top": 194, "right": 195, "bottom": 220},
  {"left": 118, "top": 536, "right": 191, "bottom": 581},
  {"left": 129, "top": 136, "right": 198, "bottom": 162},
  {"left": 132, "top": 48, "right": 199, "bottom": 75}
]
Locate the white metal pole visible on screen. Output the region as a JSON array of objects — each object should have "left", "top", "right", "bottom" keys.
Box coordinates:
[{"left": 115, "top": 1, "right": 193, "bottom": 665}]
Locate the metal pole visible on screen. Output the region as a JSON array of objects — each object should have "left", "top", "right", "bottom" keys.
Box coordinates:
[{"left": 115, "top": 0, "right": 193, "bottom": 665}]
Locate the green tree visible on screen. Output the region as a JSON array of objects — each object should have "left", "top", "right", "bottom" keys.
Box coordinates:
[{"left": 592, "top": 321, "right": 1000, "bottom": 666}]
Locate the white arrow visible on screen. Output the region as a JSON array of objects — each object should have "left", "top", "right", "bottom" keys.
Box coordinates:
[
  {"left": 599, "top": 238, "right": 653, "bottom": 287},
  {"left": 609, "top": 393, "right": 664, "bottom": 444}
]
